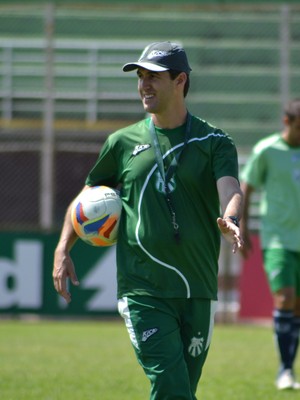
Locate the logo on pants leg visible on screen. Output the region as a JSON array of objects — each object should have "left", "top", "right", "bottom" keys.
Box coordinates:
[
  {"left": 188, "top": 333, "right": 205, "bottom": 357},
  {"left": 142, "top": 327, "right": 158, "bottom": 342}
]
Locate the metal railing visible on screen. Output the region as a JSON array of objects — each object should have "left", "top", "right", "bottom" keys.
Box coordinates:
[
  {"left": 1, "top": 3, "right": 299, "bottom": 232},
  {"left": 0, "top": 38, "right": 148, "bottom": 122}
]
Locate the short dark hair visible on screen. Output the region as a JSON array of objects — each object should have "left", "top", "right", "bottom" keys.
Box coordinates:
[
  {"left": 284, "top": 98, "right": 300, "bottom": 121},
  {"left": 168, "top": 70, "right": 190, "bottom": 98}
]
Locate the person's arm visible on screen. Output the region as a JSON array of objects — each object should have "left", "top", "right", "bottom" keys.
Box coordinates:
[
  {"left": 53, "top": 185, "right": 90, "bottom": 303},
  {"left": 239, "top": 181, "right": 255, "bottom": 259},
  {"left": 216, "top": 176, "right": 244, "bottom": 253}
]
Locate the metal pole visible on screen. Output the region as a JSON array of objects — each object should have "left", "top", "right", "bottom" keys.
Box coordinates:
[
  {"left": 40, "top": 2, "right": 55, "bottom": 230},
  {"left": 3, "top": 47, "right": 13, "bottom": 121},
  {"left": 87, "top": 48, "right": 98, "bottom": 123},
  {"left": 279, "top": 4, "right": 290, "bottom": 119}
]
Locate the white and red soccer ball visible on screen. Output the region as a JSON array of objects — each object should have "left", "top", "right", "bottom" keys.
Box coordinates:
[{"left": 71, "top": 186, "right": 122, "bottom": 247}]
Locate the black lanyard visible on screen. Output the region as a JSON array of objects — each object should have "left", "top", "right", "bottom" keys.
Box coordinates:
[{"left": 149, "top": 112, "right": 192, "bottom": 242}]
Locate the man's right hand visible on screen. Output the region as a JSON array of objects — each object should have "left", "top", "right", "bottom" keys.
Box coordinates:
[{"left": 53, "top": 247, "right": 80, "bottom": 303}]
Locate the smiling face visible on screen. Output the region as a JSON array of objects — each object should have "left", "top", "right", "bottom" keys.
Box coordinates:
[{"left": 137, "top": 68, "right": 185, "bottom": 116}]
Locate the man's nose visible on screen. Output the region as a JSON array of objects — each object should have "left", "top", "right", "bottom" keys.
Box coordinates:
[{"left": 140, "top": 77, "right": 150, "bottom": 89}]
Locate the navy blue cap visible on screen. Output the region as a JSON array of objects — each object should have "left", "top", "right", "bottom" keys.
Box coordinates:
[{"left": 123, "top": 41, "right": 192, "bottom": 74}]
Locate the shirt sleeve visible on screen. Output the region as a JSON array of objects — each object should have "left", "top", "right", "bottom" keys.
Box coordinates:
[
  {"left": 212, "top": 130, "right": 239, "bottom": 181},
  {"left": 85, "top": 135, "right": 119, "bottom": 187}
]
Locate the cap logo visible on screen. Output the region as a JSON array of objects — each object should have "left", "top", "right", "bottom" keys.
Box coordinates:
[{"left": 146, "top": 50, "right": 169, "bottom": 59}]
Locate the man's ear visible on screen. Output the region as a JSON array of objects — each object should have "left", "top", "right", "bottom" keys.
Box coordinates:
[
  {"left": 283, "top": 115, "right": 290, "bottom": 127},
  {"left": 176, "top": 72, "right": 187, "bottom": 86}
]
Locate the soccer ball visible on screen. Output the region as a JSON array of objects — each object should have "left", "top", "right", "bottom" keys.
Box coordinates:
[{"left": 71, "top": 186, "right": 122, "bottom": 247}]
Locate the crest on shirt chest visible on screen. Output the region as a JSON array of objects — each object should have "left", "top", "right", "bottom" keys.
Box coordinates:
[
  {"left": 155, "top": 171, "right": 176, "bottom": 194},
  {"left": 292, "top": 169, "right": 300, "bottom": 182},
  {"left": 291, "top": 153, "right": 300, "bottom": 182}
]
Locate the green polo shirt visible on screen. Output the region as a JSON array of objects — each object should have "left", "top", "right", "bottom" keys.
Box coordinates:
[
  {"left": 86, "top": 115, "right": 239, "bottom": 300},
  {"left": 241, "top": 133, "right": 300, "bottom": 251}
]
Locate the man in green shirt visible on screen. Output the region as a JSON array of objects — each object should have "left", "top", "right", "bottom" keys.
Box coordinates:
[
  {"left": 53, "top": 41, "right": 243, "bottom": 399},
  {"left": 241, "top": 98, "right": 300, "bottom": 390}
]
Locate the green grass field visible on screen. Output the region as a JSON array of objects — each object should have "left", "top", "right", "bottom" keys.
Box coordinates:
[{"left": 0, "top": 319, "right": 299, "bottom": 400}]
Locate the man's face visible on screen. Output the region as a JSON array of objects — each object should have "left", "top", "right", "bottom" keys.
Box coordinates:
[
  {"left": 286, "top": 116, "right": 300, "bottom": 146},
  {"left": 136, "top": 68, "right": 178, "bottom": 114}
]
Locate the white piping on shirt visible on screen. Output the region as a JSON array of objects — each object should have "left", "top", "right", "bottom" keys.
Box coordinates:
[{"left": 135, "top": 132, "right": 227, "bottom": 299}]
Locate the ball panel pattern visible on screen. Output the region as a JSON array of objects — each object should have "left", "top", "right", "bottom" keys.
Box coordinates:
[{"left": 71, "top": 186, "right": 122, "bottom": 247}]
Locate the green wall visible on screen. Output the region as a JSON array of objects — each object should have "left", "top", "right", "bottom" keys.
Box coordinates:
[{"left": 0, "top": 232, "right": 119, "bottom": 316}]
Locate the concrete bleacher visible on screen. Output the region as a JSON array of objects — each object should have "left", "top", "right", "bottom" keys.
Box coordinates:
[
  {"left": 0, "top": 7, "right": 300, "bottom": 148},
  {"left": 0, "top": 38, "right": 146, "bottom": 121}
]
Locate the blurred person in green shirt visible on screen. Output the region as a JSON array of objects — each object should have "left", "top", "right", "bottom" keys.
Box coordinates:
[{"left": 241, "top": 98, "right": 300, "bottom": 391}]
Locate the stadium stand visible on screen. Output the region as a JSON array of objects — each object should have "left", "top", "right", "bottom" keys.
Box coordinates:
[
  {"left": 0, "top": 7, "right": 299, "bottom": 148},
  {"left": 0, "top": 3, "right": 299, "bottom": 231}
]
